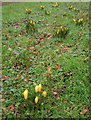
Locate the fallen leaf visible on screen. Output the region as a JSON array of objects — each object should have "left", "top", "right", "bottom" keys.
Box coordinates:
[
  {"left": 53, "top": 91, "right": 58, "bottom": 96},
  {"left": 47, "top": 67, "right": 51, "bottom": 76},
  {"left": 9, "top": 105, "right": 15, "bottom": 112},
  {"left": 30, "top": 52, "right": 40, "bottom": 57},
  {"left": 47, "top": 34, "right": 53, "bottom": 40},
  {"left": 40, "top": 37, "right": 44, "bottom": 41},
  {"left": 61, "top": 47, "right": 68, "bottom": 53},
  {"left": 37, "top": 37, "right": 44, "bottom": 44},
  {"left": 55, "top": 64, "right": 60, "bottom": 71},
  {"left": 80, "top": 107, "right": 89, "bottom": 115},
  {"left": 8, "top": 47, "right": 12, "bottom": 51},
  {"left": 47, "top": 67, "right": 51, "bottom": 79},
  {"left": 2, "top": 107, "right": 7, "bottom": 112},
  {"left": 5, "top": 34, "right": 11, "bottom": 39},
  {"left": 35, "top": 44, "right": 40, "bottom": 48},
  {"left": 1, "top": 99, "right": 5, "bottom": 102},
  {"left": 52, "top": 91, "right": 60, "bottom": 99},
  {"left": 18, "top": 34, "right": 21, "bottom": 37},
  {"left": 39, "top": 62, "right": 44, "bottom": 65},
  {"left": 26, "top": 47, "right": 36, "bottom": 51},
  {"left": 0, "top": 76, "right": 8, "bottom": 81}
]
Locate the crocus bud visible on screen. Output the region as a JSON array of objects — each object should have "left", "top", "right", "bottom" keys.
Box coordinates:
[
  {"left": 43, "top": 91, "right": 47, "bottom": 97},
  {"left": 35, "top": 85, "right": 39, "bottom": 93},
  {"left": 38, "top": 84, "right": 42, "bottom": 92},
  {"left": 22, "top": 89, "right": 28, "bottom": 100},
  {"left": 35, "top": 96, "right": 38, "bottom": 104}
]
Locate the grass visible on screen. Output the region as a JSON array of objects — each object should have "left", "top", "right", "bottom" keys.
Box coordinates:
[{"left": 2, "top": 2, "right": 90, "bottom": 119}]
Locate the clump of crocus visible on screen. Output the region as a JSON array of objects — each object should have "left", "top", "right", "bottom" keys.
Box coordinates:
[
  {"left": 34, "top": 84, "right": 47, "bottom": 104},
  {"left": 22, "top": 83, "right": 47, "bottom": 105},
  {"left": 26, "top": 8, "right": 32, "bottom": 14},
  {"left": 73, "top": 18, "right": 84, "bottom": 25},
  {"left": 26, "top": 20, "right": 36, "bottom": 33},
  {"left": 43, "top": 91, "right": 47, "bottom": 97},
  {"left": 22, "top": 89, "right": 28, "bottom": 100},
  {"left": 40, "top": 6, "right": 45, "bottom": 9},
  {"left": 73, "top": 7, "right": 79, "bottom": 12},
  {"left": 68, "top": 5, "right": 79, "bottom": 12},
  {"left": 55, "top": 25, "right": 69, "bottom": 38},
  {"left": 52, "top": 2, "right": 59, "bottom": 7},
  {"left": 45, "top": 10, "right": 51, "bottom": 15},
  {"left": 68, "top": 5, "right": 73, "bottom": 10},
  {"left": 35, "top": 96, "right": 38, "bottom": 104},
  {"left": 73, "top": 19, "right": 77, "bottom": 24},
  {"left": 78, "top": 18, "right": 84, "bottom": 25}
]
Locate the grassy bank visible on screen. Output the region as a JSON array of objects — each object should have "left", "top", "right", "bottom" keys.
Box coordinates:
[{"left": 2, "top": 2, "right": 90, "bottom": 118}]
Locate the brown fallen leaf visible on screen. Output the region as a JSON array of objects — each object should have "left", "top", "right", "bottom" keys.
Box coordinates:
[
  {"left": 30, "top": 52, "right": 40, "bottom": 57},
  {"left": 47, "top": 34, "right": 53, "bottom": 40},
  {"left": 80, "top": 107, "right": 89, "bottom": 115},
  {"left": 47, "top": 67, "right": 51, "bottom": 80},
  {"left": 55, "top": 64, "right": 60, "bottom": 71},
  {"left": 0, "top": 76, "right": 8, "bottom": 81},
  {"left": 52, "top": 91, "right": 60, "bottom": 99},
  {"left": 18, "top": 34, "right": 21, "bottom": 37},
  {"left": 39, "top": 62, "right": 44, "bottom": 65},
  {"left": 8, "top": 47, "right": 12, "bottom": 51},
  {"left": 37, "top": 37, "right": 44, "bottom": 44},
  {"left": 9, "top": 105, "right": 15, "bottom": 112},
  {"left": 53, "top": 91, "right": 58, "bottom": 96},
  {"left": 2, "top": 107, "right": 7, "bottom": 113},
  {"left": 1, "top": 99, "right": 5, "bottom": 102},
  {"left": 40, "top": 37, "right": 44, "bottom": 42},
  {"left": 61, "top": 47, "right": 69, "bottom": 53},
  {"left": 47, "top": 67, "right": 51, "bottom": 76},
  {"left": 5, "top": 34, "right": 11, "bottom": 39},
  {"left": 26, "top": 47, "right": 36, "bottom": 51}
]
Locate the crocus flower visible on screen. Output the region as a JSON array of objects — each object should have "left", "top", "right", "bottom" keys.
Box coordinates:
[
  {"left": 35, "top": 96, "right": 38, "bottom": 104},
  {"left": 35, "top": 85, "right": 39, "bottom": 93},
  {"left": 22, "top": 89, "right": 28, "bottom": 100},
  {"left": 43, "top": 91, "right": 47, "bottom": 97},
  {"left": 57, "top": 29, "right": 60, "bottom": 34},
  {"left": 38, "top": 84, "right": 42, "bottom": 92}
]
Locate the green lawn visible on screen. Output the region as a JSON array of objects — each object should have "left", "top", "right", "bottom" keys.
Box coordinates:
[{"left": 2, "top": 2, "right": 90, "bottom": 118}]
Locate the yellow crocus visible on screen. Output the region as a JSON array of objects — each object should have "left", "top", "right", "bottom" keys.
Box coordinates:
[
  {"left": 35, "top": 85, "right": 39, "bottom": 93},
  {"left": 38, "top": 84, "right": 42, "bottom": 92},
  {"left": 30, "top": 21, "right": 33, "bottom": 24},
  {"left": 43, "top": 91, "right": 47, "bottom": 97},
  {"left": 57, "top": 29, "right": 60, "bottom": 34},
  {"left": 33, "top": 22, "right": 35, "bottom": 25},
  {"left": 60, "top": 26, "right": 63, "bottom": 29},
  {"left": 35, "top": 96, "right": 38, "bottom": 104},
  {"left": 40, "top": 6, "right": 45, "bottom": 9},
  {"left": 73, "top": 19, "right": 76, "bottom": 22},
  {"left": 22, "top": 89, "right": 28, "bottom": 100}
]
